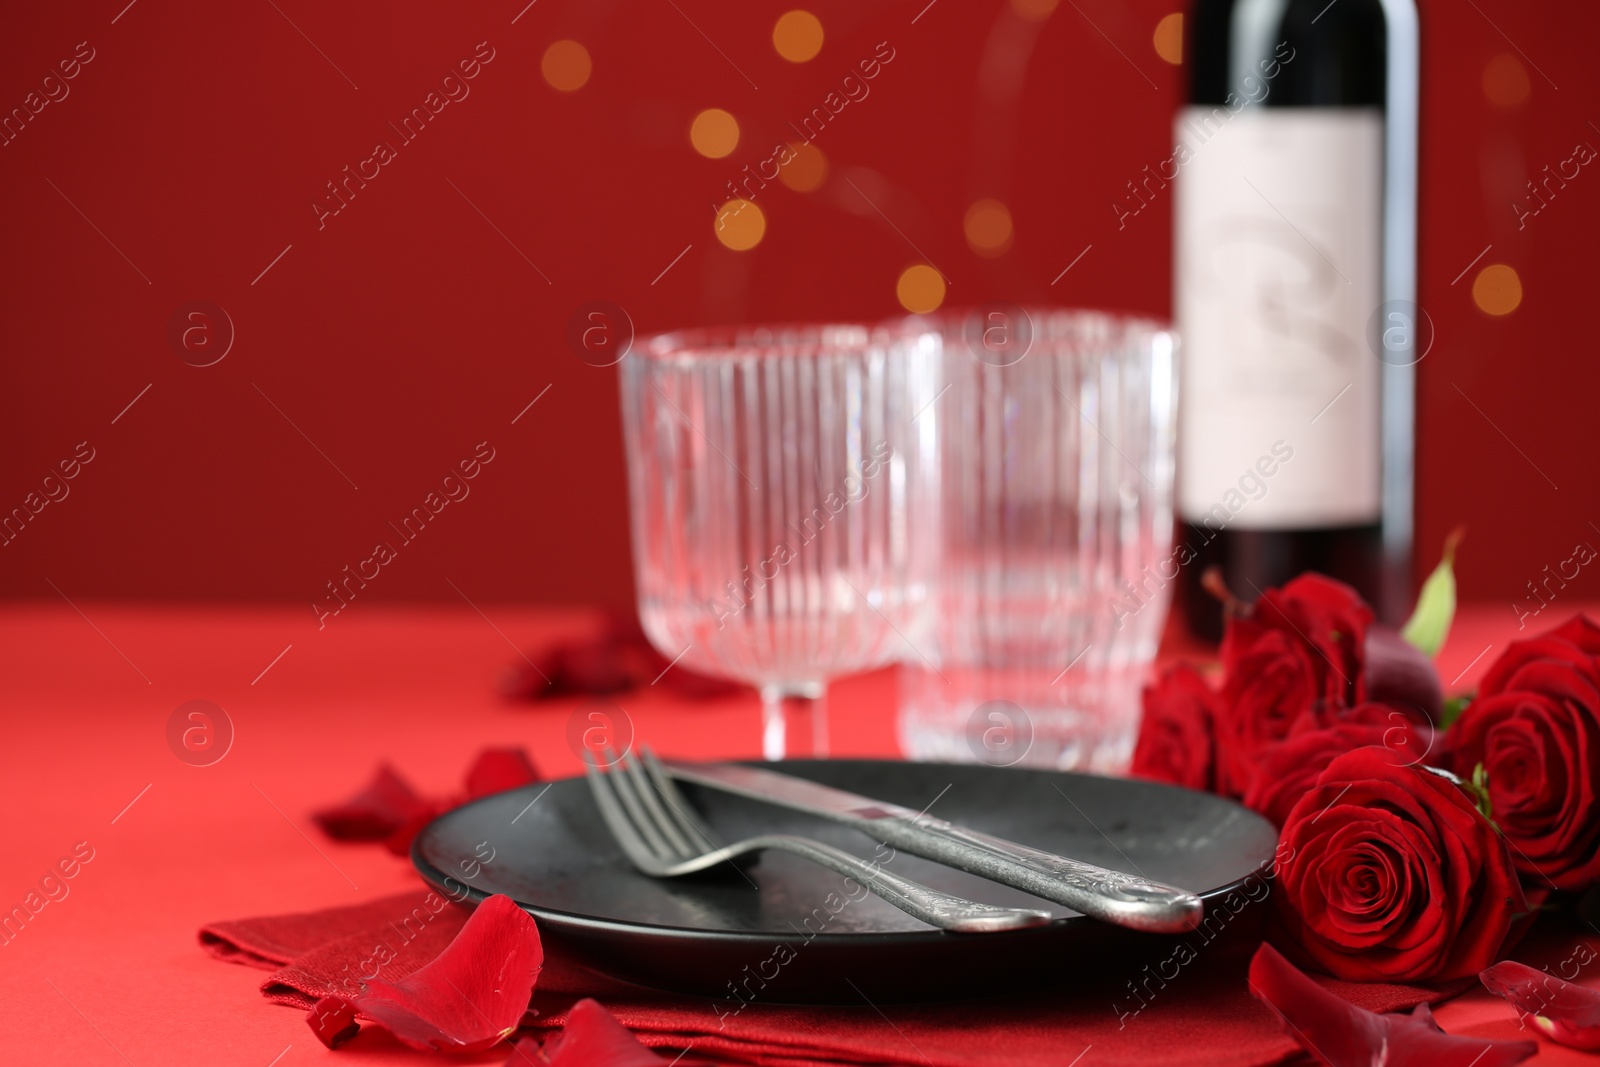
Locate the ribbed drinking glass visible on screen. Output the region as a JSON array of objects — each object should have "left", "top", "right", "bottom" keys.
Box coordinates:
[
  {"left": 897, "top": 308, "right": 1179, "bottom": 771},
  {"left": 621, "top": 324, "right": 939, "bottom": 759}
]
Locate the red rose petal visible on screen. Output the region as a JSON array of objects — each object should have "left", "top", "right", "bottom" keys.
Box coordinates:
[
  {"left": 554, "top": 639, "right": 638, "bottom": 694},
  {"left": 312, "top": 764, "right": 434, "bottom": 841},
  {"left": 349, "top": 893, "right": 543, "bottom": 1053},
  {"left": 1382, "top": 1012, "right": 1539, "bottom": 1067},
  {"left": 307, "top": 996, "right": 360, "bottom": 1049},
  {"left": 497, "top": 651, "right": 564, "bottom": 699},
  {"left": 502, "top": 1036, "right": 546, "bottom": 1064},
  {"left": 1397, "top": 1001, "right": 1444, "bottom": 1033},
  {"left": 536, "top": 999, "right": 674, "bottom": 1066},
  {"left": 382, "top": 802, "right": 449, "bottom": 857},
  {"left": 501, "top": 613, "right": 744, "bottom": 701},
  {"left": 465, "top": 747, "right": 541, "bottom": 800},
  {"left": 1482, "top": 959, "right": 1600, "bottom": 1051},
  {"left": 652, "top": 662, "right": 745, "bottom": 700},
  {"left": 499, "top": 625, "right": 630, "bottom": 701},
  {"left": 1250, "top": 943, "right": 1537, "bottom": 1067}
]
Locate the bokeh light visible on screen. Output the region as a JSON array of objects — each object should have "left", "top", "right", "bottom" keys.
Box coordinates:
[
  {"left": 1473, "top": 264, "right": 1523, "bottom": 316},
  {"left": 1010, "top": 0, "right": 1060, "bottom": 21},
  {"left": 773, "top": 11, "right": 824, "bottom": 63},
  {"left": 690, "top": 109, "right": 740, "bottom": 159},
  {"left": 541, "top": 40, "right": 592, "bottom": 92},
  {"left": 714, "top": 199, "right": 766, "bottom": 251},
  {"left": 896, "top": 264, "right": 946, "bottom": 313},
  {"left": 1153, "top": 13, "right": 1184, "bottom": 65},
  {"left": 778, "top": 142, "right": 828, "bottom": 192},
  {"left": 964, "top": 199, "right": 1014, "bottom": 257},
  {"left": 1482, "top": 54, "right": 1531, "bottom": 108}
]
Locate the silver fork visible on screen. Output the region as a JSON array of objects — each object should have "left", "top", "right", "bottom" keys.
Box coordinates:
[{"left": 584, "top": 747, "right": 1053, "bottom": 933}]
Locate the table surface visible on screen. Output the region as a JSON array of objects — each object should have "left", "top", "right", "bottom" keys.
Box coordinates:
[{"left": 0, "top": 600, "right": 1588, "bottom": 1066}]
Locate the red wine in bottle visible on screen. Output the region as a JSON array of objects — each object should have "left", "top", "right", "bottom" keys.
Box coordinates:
[{"left": 1174, "top": 0, "right": 1419, "bottom": 639}]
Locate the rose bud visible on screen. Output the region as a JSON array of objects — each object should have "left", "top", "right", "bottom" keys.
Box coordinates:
[{"left": 1365, "top": 624, "right": 1444, "bottom": 725}]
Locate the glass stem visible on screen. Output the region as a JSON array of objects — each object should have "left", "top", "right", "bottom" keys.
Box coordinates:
[{"left": 760, "top": 682, "right": 827, "bottom": 761}]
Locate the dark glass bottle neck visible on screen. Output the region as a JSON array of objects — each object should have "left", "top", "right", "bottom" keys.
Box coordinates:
[{"left": 1189, "top": 0, "right": 1387, "bottom": 107}]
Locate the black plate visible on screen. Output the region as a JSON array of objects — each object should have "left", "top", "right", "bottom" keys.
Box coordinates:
[{"left": 412, "top": 760, "right": 1277, "bottom": 1002}]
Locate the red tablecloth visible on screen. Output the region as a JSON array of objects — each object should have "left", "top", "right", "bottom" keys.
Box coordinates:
[{"left": 0, "top": 601, "right": 1589, "bottom": 1065}]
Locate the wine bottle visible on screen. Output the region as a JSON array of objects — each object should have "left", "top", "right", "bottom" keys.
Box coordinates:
[{"left": 1173, "top": 0, "right": 1419, "bottom": 639}]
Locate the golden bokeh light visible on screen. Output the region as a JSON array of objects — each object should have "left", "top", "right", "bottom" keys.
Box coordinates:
[
  {"left": 1153, "top": 13, "right": 1184, "bottom": 65},
  {"left": 1472, "top": 264, "right": 1523, "bottom": 316},
  {"left": 1010, "top": 0, "right": 1060, "bottom": 21},
  {"left": 1483, "top": 54, "right": 1531, "bottom": 108},
  {"left": 773, "top": 11, "right": 824, "bottom": 63},
  {"left": 896, "top": 264, "right": 946, "bottom": 314},
  {"left": 714, "top": 199, "right": 766, "bottom": 251},
  {"left": 964, "top": 198, "right": 1014, "bottom": 257},
  {"left": 778, "top": 142, "right": 828, "bottom": 192},
  {"left": 541, "top": 40, "right": 592, "bottom": 92},
  {"left": 690, "top": 109, "right": 740, "bottom": 159}
]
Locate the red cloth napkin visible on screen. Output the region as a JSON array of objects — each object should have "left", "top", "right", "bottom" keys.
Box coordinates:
[{"left": 200, "top": 892, "right": 1450, "bottom": 1067}]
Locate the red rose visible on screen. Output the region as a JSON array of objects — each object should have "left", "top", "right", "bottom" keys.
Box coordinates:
[
  {"left": 1270, "top": 746, "right": 1525, "bottom": 982},
  {"left": 1555, "top": 614, "right": 1600, "bottom": 652},
  {"left": 1479, "top": 615, "right": 1600, "bottom": 698},
  {"left": 1446, "top": 656, "right": 1600, "bottom": 891},
  {"left": 1214, "top": 629, "right": 1319, "bottom": 796},
  {"left": 1214, "top": 575, "right": 1377, "bottom": 797},
  {"left": 1225, "top": 573, "right": 1373, "bottom": 710},
  {"left": 1130, "top": 664, "right": 1218, "bottom": 792},
  {"left": 1244, "top": 709, "right": 1434, "bottom": 828}
]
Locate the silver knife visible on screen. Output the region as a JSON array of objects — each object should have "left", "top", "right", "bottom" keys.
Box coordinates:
[{"left": 664, "top": 760, "right": 1203, "bottom": 934}]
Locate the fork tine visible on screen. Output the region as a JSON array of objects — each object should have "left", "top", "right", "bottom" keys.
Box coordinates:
[
  {"left": 639, "top": 745, "right": 719, "bottom": 850},
  {"left": 582, "top": 751, "right": 665, "bottom": 872},
  {"left": 620, "top": 751, "right": 696, "bottom": 858},
  {"left": 600, "top": 746, "right": 675, "bottom": 860}
]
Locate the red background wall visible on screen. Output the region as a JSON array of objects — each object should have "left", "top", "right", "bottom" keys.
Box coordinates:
[{"left": 0, "top": 0, "right": 1594, "bottom": 621}]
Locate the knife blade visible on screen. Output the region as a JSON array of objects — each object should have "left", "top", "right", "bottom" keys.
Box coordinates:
[{"left": 664, "top": 760, "right": 1203, "bottom": 934}]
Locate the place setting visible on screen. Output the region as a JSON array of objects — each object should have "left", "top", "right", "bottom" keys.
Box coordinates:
[
  {"left": 401, "top": 311, "right": 1284, "bottom": 1011},
  {"left": 201, "top": 305, "right": 1600, "bottom": 1067}
]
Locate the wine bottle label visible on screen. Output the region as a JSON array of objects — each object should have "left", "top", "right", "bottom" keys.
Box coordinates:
[{"left": 1175, "top": 107, "right": 1383, "bottom": 530}]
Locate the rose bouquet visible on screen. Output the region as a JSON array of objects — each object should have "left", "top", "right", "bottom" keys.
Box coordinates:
[{"left": 1131, "top": 553, "right": 1600, "bottom": 1057}]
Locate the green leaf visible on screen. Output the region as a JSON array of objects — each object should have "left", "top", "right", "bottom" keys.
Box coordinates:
[
  {"left": 1439, "top": 695, "right": 1470, "bottom": 730},
  {"left": 1467, "top": 762, "right": 1496, "bottom": 826},
  {"left": 1401, "top": 527, "right": 1463, "bottom": 658}
]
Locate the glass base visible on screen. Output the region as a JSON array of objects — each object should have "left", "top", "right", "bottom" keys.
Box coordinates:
[{"left": 896, "top": 664, "right": 1146, "bottom": 773}]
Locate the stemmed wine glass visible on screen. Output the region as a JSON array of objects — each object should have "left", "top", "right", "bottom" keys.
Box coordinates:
[{"left": 619, "top": 323, "right": 939, "bottom": 759}]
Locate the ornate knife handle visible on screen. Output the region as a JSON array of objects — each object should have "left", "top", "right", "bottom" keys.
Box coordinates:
[{"left": 866, "top": 815, "right": 1204, "bottom": 934}]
